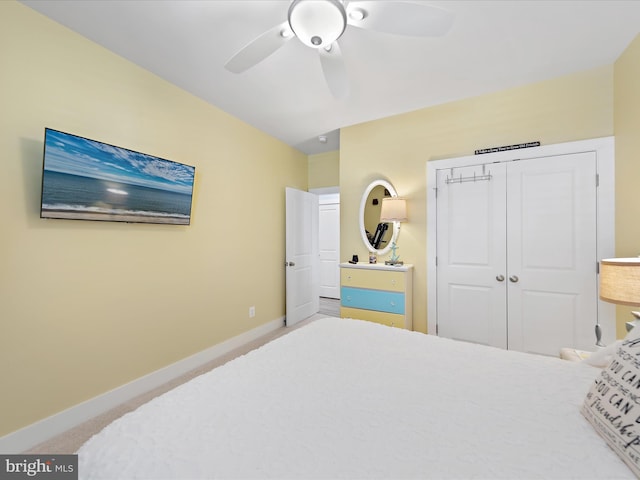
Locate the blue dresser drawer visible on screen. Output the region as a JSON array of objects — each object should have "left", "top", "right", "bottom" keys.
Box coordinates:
[{"left": 341, "top": 286, "right": 405, "bottom": 314}]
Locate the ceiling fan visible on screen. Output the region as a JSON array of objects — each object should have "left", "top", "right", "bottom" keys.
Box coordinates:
[{"left": 224, "top": 0, "right": 454, "bottom": 99}]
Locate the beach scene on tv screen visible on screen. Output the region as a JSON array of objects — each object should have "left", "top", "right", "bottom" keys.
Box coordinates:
[{"left": 41, "top": 129, "right": 195, "bottom": 225}]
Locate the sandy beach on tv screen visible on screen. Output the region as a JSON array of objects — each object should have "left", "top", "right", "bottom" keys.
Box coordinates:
[{"left": 41, "top": 210, "right": 189, "bottom": 225}]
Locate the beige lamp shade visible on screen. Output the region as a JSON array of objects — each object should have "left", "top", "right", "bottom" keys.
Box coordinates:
[
  {"left": 380, "top": 197, "right": 408, "bottom": 223},
  {"left": 599, "top": 258, "right": 640, "bottom": 306}
]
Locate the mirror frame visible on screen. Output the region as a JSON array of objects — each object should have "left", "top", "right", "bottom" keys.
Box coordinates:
[{"left": 359, "top": 179, "right": 400, "bottom": 255}]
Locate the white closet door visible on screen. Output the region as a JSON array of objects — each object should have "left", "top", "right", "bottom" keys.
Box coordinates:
[
  {"left": 435, "top": 152, "right": 598, "bottom": 355},
  {"left": 436, "top": 164, "right": 507, "bottom": 348},
  {"left": 506, "top": 152, "right": 598, "bottom": 355}
]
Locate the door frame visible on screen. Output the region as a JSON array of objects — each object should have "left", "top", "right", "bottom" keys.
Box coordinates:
[{"left": 426, "top": 137, "right": 615, "bottom": 345}]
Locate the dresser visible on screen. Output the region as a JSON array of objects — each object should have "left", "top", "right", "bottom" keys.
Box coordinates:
[{"left": 340, "top": 262, "right": 413, "bottom": 330}]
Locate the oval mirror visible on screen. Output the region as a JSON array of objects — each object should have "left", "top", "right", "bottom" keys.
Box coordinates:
[{"left": 359, "top": 180, "right": 400, "bottom": 255}]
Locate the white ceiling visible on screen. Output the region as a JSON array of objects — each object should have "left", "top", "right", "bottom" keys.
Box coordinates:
[{"left": 21, "top": 0, "right": 640, "bottom": 155}]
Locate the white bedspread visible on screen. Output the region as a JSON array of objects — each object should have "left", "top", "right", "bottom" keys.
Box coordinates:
[{"left": 77, "top": 317, "right": 633, "bottom": 479}]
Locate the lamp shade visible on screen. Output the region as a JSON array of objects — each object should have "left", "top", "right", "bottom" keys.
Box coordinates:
[
  {"left": 599, "top": 258, "right": 640, "bottom": 306},
  {"left": 380, "top": 197, "right": 407, "bottom": 223}
]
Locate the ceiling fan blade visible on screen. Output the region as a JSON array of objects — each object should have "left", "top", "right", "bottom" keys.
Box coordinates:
[
  {"left": 318, "top": 41, "right": 349, "bottom": 100},
  {"left": 346, "top": 1, "right": 454, "bottom": 37},
  {"left": 225, "top": 21, "right": 292, "bottom": 73}
]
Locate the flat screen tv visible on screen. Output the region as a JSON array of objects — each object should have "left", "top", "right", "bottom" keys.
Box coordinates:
[{"left": 40, "top": 128, "right": 195, "bottom": 225}]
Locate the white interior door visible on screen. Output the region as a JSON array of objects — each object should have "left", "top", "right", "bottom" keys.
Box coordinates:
[
  {"left": 319, "top": 199, "right": 340, "bottom": 299},
  {"left": 285, "top": 187, "right": 319, "bottom": 327},
  {"left": 507, "top": 153, "right": 598, "bottom": 355},
  {"left": 436, "top": 164, "right": 507, "bottom": 348}
]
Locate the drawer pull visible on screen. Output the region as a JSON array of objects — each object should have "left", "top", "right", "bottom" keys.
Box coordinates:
[{"left": 390, "top": 301, "right": 396, "bottom": 307}]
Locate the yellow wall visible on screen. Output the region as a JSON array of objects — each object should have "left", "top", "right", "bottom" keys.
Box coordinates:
[
  {"left": 308, "top": 150, "right": 339, "bottom": 189},
  {"left": 614, "top": 34, "right": 640, "bottom": 336},
  {"left": 0, "top": 2, "right": 307, "bottom": 437},
  {"left": 341, "top": 65, "right": 614, "bottom": 334}
]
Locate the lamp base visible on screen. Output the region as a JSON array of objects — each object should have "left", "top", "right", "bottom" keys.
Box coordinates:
[
  {"left": 595, "top": 323, "right": 605, "bottom": 347},
  {"left": 385, "top": 260, "right": 404, "bottom": 266}
]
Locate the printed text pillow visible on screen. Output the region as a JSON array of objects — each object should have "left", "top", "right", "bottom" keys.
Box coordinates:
[{"left": 582, "top": 327, "right": 640, "bottom": 477}]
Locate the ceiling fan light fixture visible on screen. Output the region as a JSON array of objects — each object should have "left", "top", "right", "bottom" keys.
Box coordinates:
[{"left": 288, "top": 0, "right": 347, "bottom": 49}]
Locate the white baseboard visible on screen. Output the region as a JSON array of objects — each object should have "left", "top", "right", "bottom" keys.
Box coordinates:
[{"left": 0, "top": 316, "right": 285, "bottom": 454}]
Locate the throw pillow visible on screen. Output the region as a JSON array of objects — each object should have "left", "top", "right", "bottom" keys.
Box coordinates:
[{"left": 582, "top": 327, "right": 640, "bottom": 476}]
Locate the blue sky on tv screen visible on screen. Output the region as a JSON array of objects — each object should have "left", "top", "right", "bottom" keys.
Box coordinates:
[{"left": 43, "top": 129, "right": 195, "bottom": 195}]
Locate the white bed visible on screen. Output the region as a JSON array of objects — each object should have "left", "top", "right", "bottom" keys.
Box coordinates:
[{"left": 77, "top": 317, "right": 634, "bottom": 479}]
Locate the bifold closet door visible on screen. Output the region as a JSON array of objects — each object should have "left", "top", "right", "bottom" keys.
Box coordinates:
[
  {"left": 435, "top": 164, "right": 507, "bottom": 349},
  {"left": 506, "top": 153, "right": 598, "bottom": 355},
  {"left": 436, "top": 153, "right": 598, "bottom": 355}
]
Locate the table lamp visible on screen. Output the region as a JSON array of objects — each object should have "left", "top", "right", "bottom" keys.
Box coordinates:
[
  {"left": 380, "top": 197, "right": 407, "bottom": 266},
  {"left": 599, "top": 258, "right": 640, "bottom": 339}
]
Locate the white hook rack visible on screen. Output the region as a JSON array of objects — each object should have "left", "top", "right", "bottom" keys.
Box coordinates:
[{"left": 445, "top": 164, "right": 492, "bottom": 184}]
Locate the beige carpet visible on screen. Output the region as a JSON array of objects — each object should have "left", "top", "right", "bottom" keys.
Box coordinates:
[{"left": 26, "top": 313, "right": 329, "bottom": 454}]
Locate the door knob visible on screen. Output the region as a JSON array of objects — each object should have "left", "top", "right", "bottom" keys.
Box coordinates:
[
  {"left": 496, "top": 275, "right": 505, "bottom": 282},
  {"left": 509, "top": 275, "right": 519, "bottom": 283},
  {"left": 285, "top": 261, "right": 296, "bottom": 267}
]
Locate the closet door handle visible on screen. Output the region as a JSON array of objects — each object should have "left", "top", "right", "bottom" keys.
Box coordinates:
[
  {"left": 496, "top": 275, "right": 505, "bottom": 282},
  {"left": 509, "top": 275, "right": 519, "bottom": 283}
]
